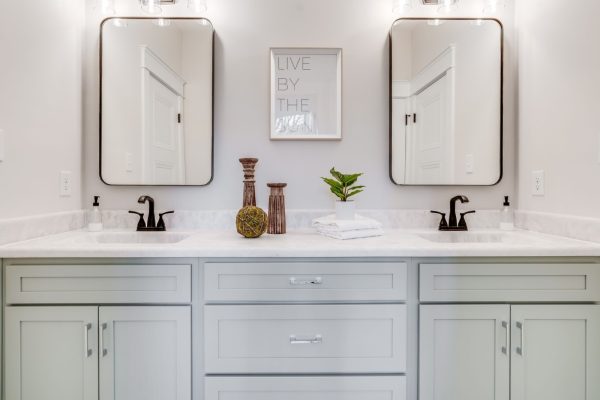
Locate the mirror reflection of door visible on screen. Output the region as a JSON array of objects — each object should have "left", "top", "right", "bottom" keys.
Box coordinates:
[
  {"left": 142, "top": 47, "right": 186, "bottom": 185},
  {"left": 390, "top": 19, "right": 502, "bottom": 186},
  {"left": 101, "top": 19, "right": 214, "bottom": 186}
]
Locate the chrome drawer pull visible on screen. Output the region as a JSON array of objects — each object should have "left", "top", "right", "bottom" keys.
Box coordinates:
[
  {"left": 84, "top": 323, "right": 92, "bottom": 358},
  {"left": 289, "top": 334, "right": 323, "bottom": 345},
  {"left": 501, "top": 321, "right": 508, "bottom": 355},
  {"left": 289, "top": 277, "right": 323, "bottom": 286},
  {"left": 100, "top": 323, "right": 108, "bottom": 356},
  {"left": 516, "top": 321, "right": 524, "bottom": 355}
]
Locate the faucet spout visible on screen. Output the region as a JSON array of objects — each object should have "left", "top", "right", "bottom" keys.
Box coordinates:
[
  {"left": 449, "top": 195, "right": 469, "bottom": 227},
  {"left": 138, "top": 196, "right": 156, "bottom": 228}
]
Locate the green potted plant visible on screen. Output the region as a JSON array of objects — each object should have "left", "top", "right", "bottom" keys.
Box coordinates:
[{"left": 321, "top": 167, "right": 365, "bottom": 220}]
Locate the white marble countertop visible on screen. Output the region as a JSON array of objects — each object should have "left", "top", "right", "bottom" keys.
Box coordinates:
[{"left": 1, "top": 228, "right": 600, "bottom": 258}]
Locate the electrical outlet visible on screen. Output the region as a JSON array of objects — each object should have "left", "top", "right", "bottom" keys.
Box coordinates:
[
  {"left": 0, "top": 129, "right": 5, "bottom": 162},
  {"left": 532, "top": 170, "right": 545, "bottom": 196},
  {"left": 60, "top": 171, "right": 72, "bottom": 197}
]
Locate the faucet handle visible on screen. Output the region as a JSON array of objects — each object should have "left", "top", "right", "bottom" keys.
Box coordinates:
[
  {"left": 128, "top": 211, "right": 146, "bottom": 230},
  {"left": 458, "top": 211, "right": 476, "bottom": 229},
  {"left": 157, "top": 211, "right": 175, "bottom": 231},
  {"left": 431, "top": 211, "right": 448, "bottom": 230}
]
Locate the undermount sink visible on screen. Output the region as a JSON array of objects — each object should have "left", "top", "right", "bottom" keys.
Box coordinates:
[
  {"left": 68, "top": 232, "right": 194, "bottom": 245},
  {"left": 418, "top": 232, "right": 508, "bottom": 244}
]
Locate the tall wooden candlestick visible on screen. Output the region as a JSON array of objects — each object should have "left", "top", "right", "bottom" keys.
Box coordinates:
[
  {"left": 239, "top": 158, "right": 259, "bottom": 207},
  {"left": 267, "top": 183, "right": 287, "bottom": 234}
]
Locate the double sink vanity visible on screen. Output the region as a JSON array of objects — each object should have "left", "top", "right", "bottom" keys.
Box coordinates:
[{"left": 1, "top": 220, "right": 600, "bottom": 400}]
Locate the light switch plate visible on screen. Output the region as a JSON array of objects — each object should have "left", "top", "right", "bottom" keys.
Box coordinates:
[
  {"left": 60, "top": 171, "right": 72, "bottom": 197},
  {"left": 532, "top": 170, "right": 545, "bottom": 196},
  {"left": 465, "top": 154, "right": 474, "bottom": 174},
  {"left": 0, "top": 129, "right": 5, "bottom": 162}
]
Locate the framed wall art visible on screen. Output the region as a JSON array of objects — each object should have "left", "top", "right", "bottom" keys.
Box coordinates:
[{"left": 270, "top": 48, "right": 342, "bottom": 140}]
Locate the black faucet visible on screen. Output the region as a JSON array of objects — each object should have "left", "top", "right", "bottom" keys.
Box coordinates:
[
  {"left": 129, "top": 196, "right": 174, "bottom": 232},
  {"left": 431, "top": 195, "right": 476, "bottom": 231}
]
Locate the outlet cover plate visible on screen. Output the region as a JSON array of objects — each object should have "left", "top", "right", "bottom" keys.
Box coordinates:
[{"left": 532, "top": 170, "right": 545, "bottom": 196}]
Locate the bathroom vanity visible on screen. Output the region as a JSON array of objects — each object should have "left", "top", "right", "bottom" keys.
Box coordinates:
[{"left": 2, "top": 230, "right": 600, "bottom": 400}]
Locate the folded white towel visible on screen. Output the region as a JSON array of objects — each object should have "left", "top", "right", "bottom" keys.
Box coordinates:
[
  {"left": 312, "top": 214, "right": 383, "bottom": 232},
  {"left": 316, "top": 227, "right": 384, "bottom": 240}
]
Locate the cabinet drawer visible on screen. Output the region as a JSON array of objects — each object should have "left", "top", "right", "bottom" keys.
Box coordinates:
[
  {"left": 5, "top": 264, "right": 191, "bottom": 304},
  {"left": 205, "top": 304, "right": 407, "bottom": 374},
  {"left": 204, "top": 262, "right": 407, "bottom": 302},
  {"left": 205, "top": 376, "right": 406, "bottom": 400},
  {"left": 420, "top": 263, "right": 600, "bottom": 302}
]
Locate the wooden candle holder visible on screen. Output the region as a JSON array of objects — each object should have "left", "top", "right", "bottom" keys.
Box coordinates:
[
  {"left": 267, "top": 183, "right": 287, "bottom": 234},
  {"left": 239, "top": 158, "right": 259, "bottom": 207}
]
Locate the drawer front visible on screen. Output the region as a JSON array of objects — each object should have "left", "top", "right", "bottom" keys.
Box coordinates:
[
  {"left": 205, "top": 376, "right": 407, "bottom": 400},
  {"left": 205, "top": 304, "right": 407, "bottom": 374},
  {"left": 204, "top": 262, "right": 407, "bottom": 302},
  {"left": 5, "top": 264, "right": 191, "bottom": 304},
  {"left": 420, "top": 263, "right": 600, "bottom": 302}
]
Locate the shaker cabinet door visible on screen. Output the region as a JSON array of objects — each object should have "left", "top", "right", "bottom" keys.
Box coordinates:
[
  {"left": 98, "top": 306, "right": 191, "bottom": 400},
  {"left": 4, "top": 306, "right": 99, "bottom": 400},
  {"left": 511, "top": 305, "right": 600, "bottom": 400},
  {"left": 419, "top": 305, "right": 510, "bottom": 400}
]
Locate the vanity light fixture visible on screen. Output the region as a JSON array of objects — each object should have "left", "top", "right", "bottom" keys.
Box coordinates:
[
  {"left": 482, "top": 0, "right": 503, "bottom": 14},
  {"left": 437, "top": 0, "right": 458, "bottom": 14},
  {"left": 140, "top": 0, "right": 162, "bottom": 15},
  {"left": 392, "top": 0, "right": 413, "bottom": 14},
  {"left": 112, "top": 18, "right": 129, "bottom": 28},
  {"left": 154, "top": 18, "right": 171, "bottom": 27},
  {"left": 188, "top": 0, "right": 208, "bottom": 13},
  {"left": 100, "top": 0, "right": 116, "bottom": 15}
]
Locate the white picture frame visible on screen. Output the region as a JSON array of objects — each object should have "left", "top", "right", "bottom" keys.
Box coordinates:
[{"left": 270, "top": 48, "right": 342, "bottom": 140}]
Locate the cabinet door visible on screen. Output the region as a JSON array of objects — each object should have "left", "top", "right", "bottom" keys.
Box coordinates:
[
  {"left": 99, "top": 306, "right": 191, "bottom": 400},
  {"left": 511, "top": 305, "right": 600, "bottom": 400},
  {"left": 420, "top": 305, "right": 510, "bottom": 400},
  {"left": 4, "top": 306, "right": 99, "bottom": 400}
]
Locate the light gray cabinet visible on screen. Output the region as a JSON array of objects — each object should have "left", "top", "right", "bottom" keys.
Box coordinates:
[
  {"left": 419, "top": 305, "right": 510, "bottom": 400},
  {"left": 205, "top": 304, "right": 407, "bottom": 374},
  {"left": 511, "top": 305, "right": 600, "bottom": 400},
  {"left": 99, "top": 306, "right": 191, "bottom": 400},
  {"left": 205, "top": 376, "right": 407, "bottom": 400},
  {"left": 5, "top": 307, "right": 99, "bottom": 400},
  {"left": 419, "top": 304, "right": 600, "bottom": 400},
  {"left": 5, "top": 306, "right": 191, "bottom": 400}
]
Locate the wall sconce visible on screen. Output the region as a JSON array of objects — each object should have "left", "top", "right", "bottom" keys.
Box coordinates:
[
  {"left": 188, "top": 0, "right": 208, "bottom": 13},
  {"left": 437, "top": 0, "right": 458, "bottom": 14},
  {"left": 100, "top": 0, "right": 116, "bottom": 15},
  {"left": 482, "top": 0, "right": 503, "bottom": 14},
  {"left": 392, "top": 0, "right": 413, "bottom": 14},
  {"left": 140, "top": 0, "right": 162, "bottom": 14}
]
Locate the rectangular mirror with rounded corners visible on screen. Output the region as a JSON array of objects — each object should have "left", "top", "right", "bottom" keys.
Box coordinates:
[
  {"left": 390, "top": 18, "right": 503, "bottom": 186},
  {"left": 101, "top": 17, "right": 214, "bottom": 186}
]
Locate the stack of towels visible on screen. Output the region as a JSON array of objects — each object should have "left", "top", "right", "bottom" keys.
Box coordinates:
[{"left": 312, "top": 215, "right": 384, "bottom": 240}]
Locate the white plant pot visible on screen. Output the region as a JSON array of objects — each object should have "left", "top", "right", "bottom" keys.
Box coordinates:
[{"left": 335, "top": 200, "right": 356, "bottom": 220}]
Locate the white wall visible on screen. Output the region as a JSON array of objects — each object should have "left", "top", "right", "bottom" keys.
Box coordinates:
[
  {"left": 84, "top": 0, "right": 517, "bottom": 212},
  {"left": 517, "top": 0, "right": 600, "bottom": 218},
  {"left": 0, "top": 0, "right": 84, "bottom": 219}
]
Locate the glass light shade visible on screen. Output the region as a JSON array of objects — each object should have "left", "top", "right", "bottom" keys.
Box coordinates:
[
  {"left": 438, "top": 0, "right": 458, "bottom": 14},
  {"left": 100, "top": 0, "right": 116, "bottom": 15},
  {"left": 189, "top": 0, "right": 208, "bottom": 13},
  {"left": 483, "top": 0, "right": 503, "bottom": 14},
  {"left": 112, "top": 18, "right": 128, "bottom": 28},
  {"left": 140, "top": 0, "right": 162, "bottom": 15},
  {"left": 154, "top": 18, "right": 171, "bottom": 27},
  {"left": 392, "top": 0, "right": 412, "bottom": 14}
]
